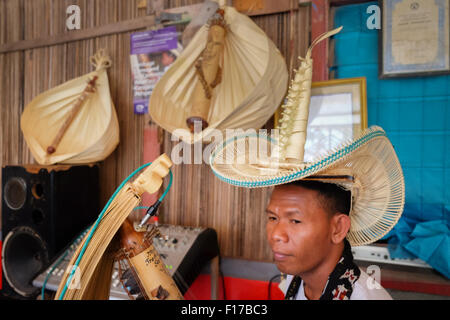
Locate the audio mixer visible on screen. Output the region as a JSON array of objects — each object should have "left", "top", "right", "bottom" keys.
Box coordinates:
[{"left": 32, "top": 223, "right": 219, "bottom": 300}]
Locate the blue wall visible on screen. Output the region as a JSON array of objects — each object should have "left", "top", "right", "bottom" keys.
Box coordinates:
[{"left": 332, "top": 2, "right": 450, "bottom": 227}]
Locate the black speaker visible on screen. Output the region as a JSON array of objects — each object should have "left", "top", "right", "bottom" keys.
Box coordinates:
[{"left": 1, "top": 164, "right": 99, "bottom": 299}]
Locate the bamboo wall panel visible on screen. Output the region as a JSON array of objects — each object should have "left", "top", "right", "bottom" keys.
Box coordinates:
[{"left": 0, "top": 0, "right": 310, "bottom": 262}]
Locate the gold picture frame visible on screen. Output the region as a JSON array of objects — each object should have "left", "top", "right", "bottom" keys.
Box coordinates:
[{"left": 275, "top": 77, "right": 368, "bottom": 162}]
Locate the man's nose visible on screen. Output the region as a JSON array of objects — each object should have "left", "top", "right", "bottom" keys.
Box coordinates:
[{"left": 270, "top": 222, "right": 288, "bottom": 243}]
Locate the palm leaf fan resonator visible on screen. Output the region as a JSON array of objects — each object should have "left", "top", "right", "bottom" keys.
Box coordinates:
[
  {"left": 21, "top": 49, "right": 119, "bottom": 165},
  {"left": 149, "top": 5, "right": 289, "bottom": 144}
]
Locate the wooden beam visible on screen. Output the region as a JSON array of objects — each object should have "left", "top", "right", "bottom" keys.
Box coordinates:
[
  {"left": 0, "top": 15, "right": 156, "bottom": 54},
  {"left": 233, "top": 0, "right": 299, "bottom": 16},
  {"left": 311, "top": 0, "right": 330, "bottom": 81}
]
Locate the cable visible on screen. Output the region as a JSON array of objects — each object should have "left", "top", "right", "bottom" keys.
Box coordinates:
[
  {"left": 267, "top": 274, "right": 281, "bottom": 300},
  {"left": 218, "top": 254, "right": 226, "bottom": 300},
  {"left": 160, "top": 169, "right": 173, "bottom": 201},
  {"left": 138, "top": 170, "right": 173, "bottom": 227},
  {"left": 57, "top": 162, "right": 172, "bottom": 300},
  {"left": 133, "top": 206, "right": 150, "bottom": 211},
  {"left": 219, "top": 268, "right": 226, "bottom": 301}
]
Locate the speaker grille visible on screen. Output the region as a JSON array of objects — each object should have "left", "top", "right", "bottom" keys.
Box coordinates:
[
  {"left": 1, "top": 164, "right": 99, "bottom": 298},
  {"left": 3, "top": 177, "right": 27, "bottom": 210},
  {"left": 1, "top": 227, "right": 49, "bottom": 297}
]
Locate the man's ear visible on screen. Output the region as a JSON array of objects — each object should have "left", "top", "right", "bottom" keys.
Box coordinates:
[{"left": 331, "top": 213, "right": 351, "bottom": 244}]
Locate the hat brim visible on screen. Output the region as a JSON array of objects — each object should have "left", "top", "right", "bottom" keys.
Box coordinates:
[{"left": 209, "top": 126, "right": 405, "bottom": 246}]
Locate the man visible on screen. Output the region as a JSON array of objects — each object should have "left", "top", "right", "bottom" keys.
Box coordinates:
[
  {"left": 161, "top": 51, "right": 176, "bottom": 72},
  {"left": 208, "top": 30, "right": 404, "bottom": 301},
  {"left": 266, "top": 180, "right": 392, "bottom": 300},
  {"left": 210, "top": 125, "right": 404, "bottom": 299}
]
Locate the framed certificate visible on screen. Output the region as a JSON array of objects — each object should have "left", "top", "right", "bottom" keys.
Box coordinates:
[{"left": 380, "top": 0, "right": 450, "bottom": 78}]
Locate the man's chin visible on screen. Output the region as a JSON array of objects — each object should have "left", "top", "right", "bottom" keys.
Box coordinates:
[
  {"left": 274, "top": 260, "right": 305, "bottom": 276},
  {"left": 274, "top": 261, "right": 293, "bottom": 274}
]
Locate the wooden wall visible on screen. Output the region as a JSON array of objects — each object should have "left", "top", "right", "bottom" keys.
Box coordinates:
[{"left": 0, "top": 0, "right": 310, "bottom": 262}]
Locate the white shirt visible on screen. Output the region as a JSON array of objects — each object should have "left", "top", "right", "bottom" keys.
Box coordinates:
[{"left": 279, "top": 269, "right": 392, "bottom": 300}]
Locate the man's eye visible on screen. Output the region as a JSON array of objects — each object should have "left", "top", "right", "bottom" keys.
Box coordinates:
[
  {"left": 291, "top": 219, "right": 301, "bottom": 224},
  {"left": 268, "top": 216, "right": 277, "bottom": 221}
]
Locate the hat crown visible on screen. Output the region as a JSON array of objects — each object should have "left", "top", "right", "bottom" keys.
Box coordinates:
[{"left": 278, "top": 26, "right": 343, "bottom": 162}]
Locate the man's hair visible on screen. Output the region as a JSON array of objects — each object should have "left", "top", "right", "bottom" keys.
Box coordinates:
[{"left": 288, "top": 180, "right": 351, "bottom": 217}]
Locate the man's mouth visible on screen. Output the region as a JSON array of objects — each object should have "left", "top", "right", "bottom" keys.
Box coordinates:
[{"left": 272, "top": 251, "right": 291, "bottom": 261}]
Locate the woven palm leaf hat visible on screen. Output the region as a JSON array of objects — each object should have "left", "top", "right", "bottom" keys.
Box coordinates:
[{"left": 209, "top": 28, "right": 405, "bottom": 247}]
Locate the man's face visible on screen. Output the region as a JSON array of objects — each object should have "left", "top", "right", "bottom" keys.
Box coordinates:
[
  {"left": 266, "top": 184, "right": 333, "bottom": 276},
  {"left": 162, "top": 52, "right": 175, "bottom": 66}
]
